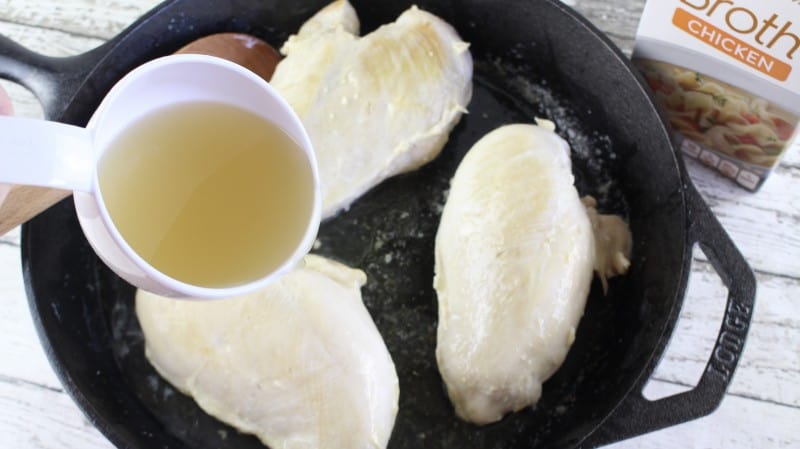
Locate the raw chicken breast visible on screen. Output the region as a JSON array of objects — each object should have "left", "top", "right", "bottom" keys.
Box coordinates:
[
  {"left": 434, "top": 124, "right": 601, "bottom": 425},
  {"left": 137, "top": 255, "right": 399, "bottom": 449},
  {"left": 271, "top": 0, "right": 473, "bottom": 218}
]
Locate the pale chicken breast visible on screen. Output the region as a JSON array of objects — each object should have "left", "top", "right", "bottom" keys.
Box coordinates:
[
  {"left": 434, "top": 124, "right": 624, "bottom": 425},
  {"left": 136, "top": 255, "right": 399, "bottom": 449},
  {"left": 271, "top": 0, "right": 473, "bottom": 218}
]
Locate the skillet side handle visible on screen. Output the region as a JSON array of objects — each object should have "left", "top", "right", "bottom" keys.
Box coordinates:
[
  {"left": 0, "top": 34, "right": 104, "bottom": 120},
  {"left": 582, "top": 185, "right": 756, "bottom": 448}
]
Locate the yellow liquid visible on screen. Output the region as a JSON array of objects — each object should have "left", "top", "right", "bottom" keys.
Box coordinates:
[{"left": 98, "top": 102, "right": 314, "bottom": 288}]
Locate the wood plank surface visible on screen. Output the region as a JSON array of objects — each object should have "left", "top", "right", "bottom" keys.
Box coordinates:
[{"left": 0, "top": 0, "right": 797, "bottom": 448}]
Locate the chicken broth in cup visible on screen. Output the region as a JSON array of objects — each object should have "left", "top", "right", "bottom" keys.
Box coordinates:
[
  {"left": 98, "top": 101, "right": 316, "bottom": 289},
  {"left": 0, "top": 55, "right": 320, "bottom": 298}
]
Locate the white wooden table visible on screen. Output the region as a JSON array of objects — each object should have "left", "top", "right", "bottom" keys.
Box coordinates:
[{"left": 0, "top": 1, "right": 798, "bottom": 448}]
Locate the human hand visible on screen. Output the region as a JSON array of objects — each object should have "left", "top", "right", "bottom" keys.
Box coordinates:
[
  {"left": 0, "top": 84, "right": 13, "bottom": 116},
  {"left": 0, "top": 85, "right": 13, "bottom": 206}
]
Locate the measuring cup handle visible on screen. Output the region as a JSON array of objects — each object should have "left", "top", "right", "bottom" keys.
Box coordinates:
[
  {"left": 0, "top": 117, "right": 93, "bottom": 191},
  {"left": 0, "top": 116, "right": 94, "bottom": 234}
]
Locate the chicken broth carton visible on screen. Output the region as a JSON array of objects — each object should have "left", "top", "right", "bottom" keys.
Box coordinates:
[{"left": 633, "top": 0, "right": 800, "bottom": 190}]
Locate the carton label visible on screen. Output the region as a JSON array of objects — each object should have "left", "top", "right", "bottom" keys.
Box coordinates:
[
  {"left": 672, "top": 8, "right": 792, "bottom": 81},
  {"left": 633, "top": 0, "right": 800, "bottom": 190}
]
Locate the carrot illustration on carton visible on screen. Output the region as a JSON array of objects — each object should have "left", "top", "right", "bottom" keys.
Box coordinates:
[{"left": 633, "top": 0, "right": 800, "bottom": 190}]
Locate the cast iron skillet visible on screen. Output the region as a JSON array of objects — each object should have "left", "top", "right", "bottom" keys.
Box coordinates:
[{"left": 1, "top": 0, "right": 756, "bottom": 448}]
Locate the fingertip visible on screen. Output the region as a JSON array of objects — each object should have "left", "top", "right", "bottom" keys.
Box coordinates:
[{"left": 0, "top": 85, "right": 14, "bottom": 115}]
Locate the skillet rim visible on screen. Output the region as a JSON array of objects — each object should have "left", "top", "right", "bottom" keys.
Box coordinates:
[{"left": 18, "top": 0, "right": 703, "bottom": 447}]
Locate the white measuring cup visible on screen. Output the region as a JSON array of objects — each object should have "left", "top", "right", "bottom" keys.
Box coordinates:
[{"left": 0, "top": 54, "right": 321, "bottom": 299}]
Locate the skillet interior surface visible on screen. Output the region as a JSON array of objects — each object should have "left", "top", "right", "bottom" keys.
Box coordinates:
[{"left": 21, "top": 0, "right": 690, "bottom": 448}]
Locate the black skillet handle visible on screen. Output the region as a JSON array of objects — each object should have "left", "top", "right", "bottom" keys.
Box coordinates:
[
  {"left": 0, "top": 33, "right": 108, "bottom": 120},
  {"left": 583, "top": 184, "right": 756, "bottom": 447}
]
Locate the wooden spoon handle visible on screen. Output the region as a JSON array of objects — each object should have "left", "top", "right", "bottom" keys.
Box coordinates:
[
  {"left": 177, "top": 33, "right": 281, "bottom": 81},
  {"left": 0, "top": 185, "right": 70, "bottom": 235}
]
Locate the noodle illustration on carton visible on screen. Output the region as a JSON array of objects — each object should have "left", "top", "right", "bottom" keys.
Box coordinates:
[{"left": 633, "top": 0, "right": 800, "bottom": 190}]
